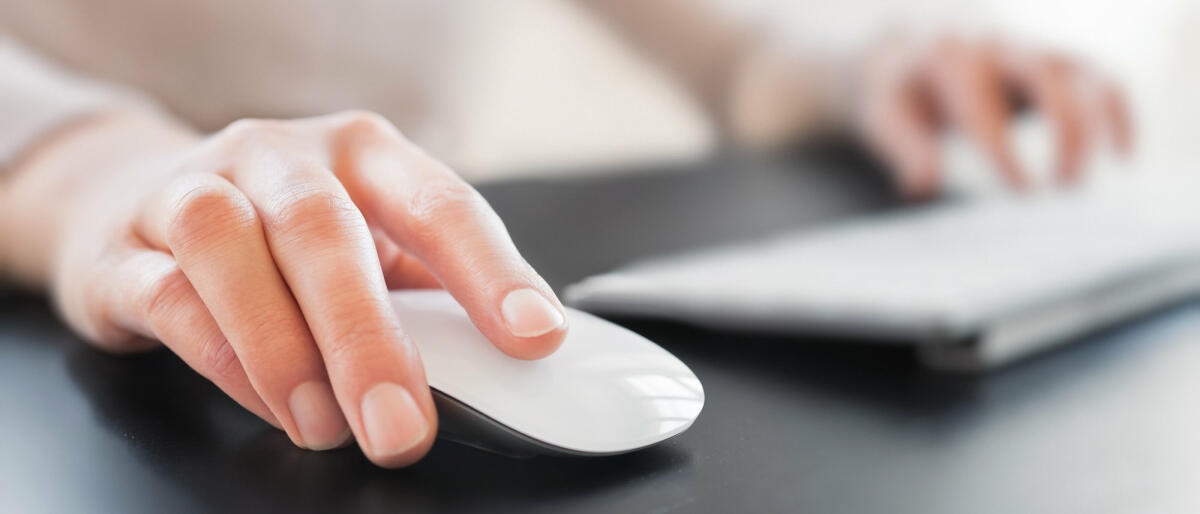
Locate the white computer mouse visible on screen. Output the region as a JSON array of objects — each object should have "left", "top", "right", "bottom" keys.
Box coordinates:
[{"left": 389, "top": 290, "right": 704, "bottom": 457}]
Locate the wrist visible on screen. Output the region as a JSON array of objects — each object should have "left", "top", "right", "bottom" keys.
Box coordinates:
[{"left": 0, "top": 110, "right": 197, "bottom": 288}]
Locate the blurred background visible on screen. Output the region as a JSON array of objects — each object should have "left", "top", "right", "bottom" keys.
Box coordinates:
[
  {"left": 436, "top": 0, "right": 1199, "bottom": 182},
  {"left": 5, "top": 2, "right": 1200, "bottom": 512},
  {"left": 3, "top": 0, "right": 1197, "bottom": 184}
]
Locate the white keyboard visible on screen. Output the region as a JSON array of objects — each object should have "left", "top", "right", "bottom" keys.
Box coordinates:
[{"left": 566, "top": 174, "right": 1200, "bottom": 371}]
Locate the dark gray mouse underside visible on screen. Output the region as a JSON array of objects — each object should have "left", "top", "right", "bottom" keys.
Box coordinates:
[{"left": 431, "top": 389, "right": 643, "bottom": 459}]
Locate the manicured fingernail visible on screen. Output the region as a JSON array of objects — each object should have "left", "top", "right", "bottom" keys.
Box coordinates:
[
  {"left": 501, "top": 288, "right": 565, "bottom": 338},
  {"left": 361, "top": 383, "right": 428, "bottom": 458},
  {"left": 288, "top": 381, "right": 351, "bottom": 451}
]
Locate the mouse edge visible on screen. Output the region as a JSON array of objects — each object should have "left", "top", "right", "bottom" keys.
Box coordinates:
[{"left": 431, "top": 389, "right": 700, "bottom": 458}]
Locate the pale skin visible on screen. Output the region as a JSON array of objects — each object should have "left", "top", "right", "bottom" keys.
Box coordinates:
[
  {"left": 854, "top": 35, "right": 1132, "bottom": 197},
  {"left": 0, "top": 9, "right": 1132, "bottom": 468},
  {"left": 1, "top": 110, "right": 570, "bottom": 467}
]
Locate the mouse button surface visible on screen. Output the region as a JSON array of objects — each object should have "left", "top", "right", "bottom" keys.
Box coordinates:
[
  {"left": 389, "top": 291, "right": 552, "bottom": 397},
  {"left": 390, "top": 290, "right": 704, "bottom": 454},
  {"left": 469, "top": 310, "right": 703, "bottom": 453}
]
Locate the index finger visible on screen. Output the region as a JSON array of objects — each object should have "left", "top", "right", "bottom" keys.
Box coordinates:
[
  {"left": 327, "top": 113, "right": 568, "bottom": 361},
  {"left": 231, "top": 146, "right": 437, "bottom": 467}
]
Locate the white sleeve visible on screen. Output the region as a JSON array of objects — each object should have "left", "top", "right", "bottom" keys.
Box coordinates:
[{"left": 0, "top": 36, "right": 158, "bottom": 174}]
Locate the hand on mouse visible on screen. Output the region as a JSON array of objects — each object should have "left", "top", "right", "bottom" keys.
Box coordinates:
[
  {"left": 726, "top": 33, "right": 1133, "bottom": 199},
  {"left": 0, "top": 110, "right": 568, "bottom": 467}
]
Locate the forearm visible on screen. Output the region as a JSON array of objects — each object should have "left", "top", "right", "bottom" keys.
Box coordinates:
[{"left": 0, "top": 109, "right": 197, "bottom": 289}]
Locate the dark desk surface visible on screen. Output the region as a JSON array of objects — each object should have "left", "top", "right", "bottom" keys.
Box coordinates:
[{"left": 4, "top": 153, "right": 1199, "bottom": 514}]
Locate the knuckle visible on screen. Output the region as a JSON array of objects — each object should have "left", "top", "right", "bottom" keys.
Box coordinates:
[
  {"left": 324, "top": 319, "right": 411, "bottom": 363},
  {"left": 213, "top": 118, "right": 292, "bottom": 155},
  {"left": 404, "top": 181, "right": 488, "bottom": 240},
  {"left": 141, "top": 265, "right": 192, "bottom": 325},
  {"left": 221, "top": 118, "right": 278, "bottom": 142},
  {"left": 196, "top": 334, "right": 243, "bottom": 383},
  {"left": 336, "top": 110, "right": 398, "bottom": 139},
  {"left": 166, "top": 182, "right": 258, "bottom": 251},
  {"left": 237, "top": 313, "right": 297, "bottom": 350},
  {"left": 137, "top": 264, "right": 244, "bottom": 382},
  {"left": 263, "top": 187, "right": 364, "bottom": 248}
]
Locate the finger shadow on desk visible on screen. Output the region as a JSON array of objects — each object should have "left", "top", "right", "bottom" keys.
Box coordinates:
[{"left": 64, "top": 343, "right": 690, "bottom": 514}]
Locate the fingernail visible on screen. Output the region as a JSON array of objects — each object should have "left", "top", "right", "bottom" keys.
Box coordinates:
[
  {"left": 288, "top": 381, "right": 351, "bottom": 450},
  {"left": 361, "top": 383, "right": 428, "bottom": 458},
  {"left": 501, "top": 288, "right": 565, "bottom": 338}
]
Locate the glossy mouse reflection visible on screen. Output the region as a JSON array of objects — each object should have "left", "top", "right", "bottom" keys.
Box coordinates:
[{"left": 390, "top": 290, "right": 705, "bottom": 457}]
